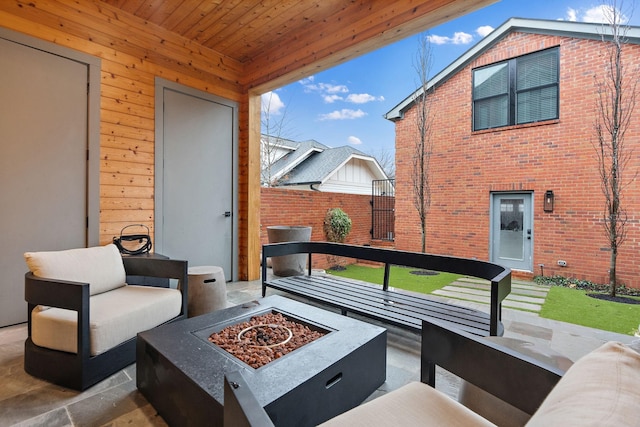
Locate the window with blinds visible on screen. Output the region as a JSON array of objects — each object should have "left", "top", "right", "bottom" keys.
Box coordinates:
[{"left": 473, "top": 47, "right": 559, "bottom": 131}]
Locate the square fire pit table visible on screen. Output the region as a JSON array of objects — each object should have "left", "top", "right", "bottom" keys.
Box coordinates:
[{"left": 137, "top": 295, "right": 387, "bottom": 426}]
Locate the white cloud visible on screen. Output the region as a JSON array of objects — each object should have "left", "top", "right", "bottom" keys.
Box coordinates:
[
  {"left": 564, "top": 5, "right": 628, "bottom": 24},
  {"left": 301, "top": 79, "right": 349, "bottom": 94},
  {"left": 323, "top": 94, "right": 343, "bottom": 103},
  {"left": 476, "top": 25, "right": 494, "bottom": 37},
  {"left": 346, "top": 93, "right": 385, "bottom": 104},
  {"left": 428, "top": 31, "right": 473, "bottom": 45},
  {"left": 320, "top": 83, "right": 349, "bottom": 93},
  {"left": 299, "top": 76, "right": 315, "bottom": 85},
  {"left": 452, "top": 32, "right": 474, "bottom": 44},
  {"left": 319, "top": 109, "right": 367, "bottom": 121},
  {"left": 427, "top": 34, "right": 450, "bottom": 45},
  {"left": 299, "top": 76, "right": 384, "bottom": 107},
  {"left": 585, "top": 5, "right": 627, "bottom": 23},
  {"left": 348, "top": 136, "right": 362, "bottom": 145},
  {"left": 261, "top": 91, "right": 285, "bottom": 115}
]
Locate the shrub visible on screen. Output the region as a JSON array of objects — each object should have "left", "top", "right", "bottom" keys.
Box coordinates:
[
  {"left": 534, "top": 275, "right": 640, "bottom": 296},
  {"left": 323, "top": 208, "right": 352, "bottom": 243}
]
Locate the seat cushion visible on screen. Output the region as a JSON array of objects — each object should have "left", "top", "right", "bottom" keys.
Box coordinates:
[
  {"left": 31, "top": 285, "right": 182, "bottom": 356},
  {"left": 319, "top": 381, "right": 496, "bottom": 427},
  {"left": 24, "top": 244, "right": 126, "bottom": 296},
  {"left": 526, "top": 341, "right": 640, "bottom": 426}
]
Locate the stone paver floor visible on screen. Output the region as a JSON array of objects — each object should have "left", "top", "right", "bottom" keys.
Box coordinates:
[{"left": 433, "top": 277, "right": 549, "bottom": 313}]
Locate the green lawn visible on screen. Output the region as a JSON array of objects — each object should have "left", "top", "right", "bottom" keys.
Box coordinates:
[
  {"left": 327, "top": 264, "right": 640, "bottom": 335},
  {"left": 326, "top": 264, "right": 461, "bottom": 295},
  {"left": 540, "top": 286, "right": 640, "bottom": 335}
]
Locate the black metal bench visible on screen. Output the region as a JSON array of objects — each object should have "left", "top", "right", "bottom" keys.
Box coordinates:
[{"left": 262, "top": 242, "right": 511, "bottom": 336}]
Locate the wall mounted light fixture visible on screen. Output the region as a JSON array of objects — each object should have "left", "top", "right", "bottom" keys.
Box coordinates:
[{"left": 544, "top": 190, "right": 554, "bottom": 212}]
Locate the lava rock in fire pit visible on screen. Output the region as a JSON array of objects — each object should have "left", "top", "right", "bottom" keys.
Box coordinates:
[{"left": 208, "top": 312, "right": 326, "bottom": 368}]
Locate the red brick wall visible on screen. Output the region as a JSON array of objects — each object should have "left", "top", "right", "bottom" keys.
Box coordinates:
[
  {"left": 260, "top": 187, "right": 375, "bottom": 269},
  {"left": 395, "top": 32, "right": 640, "bottom": 288}
]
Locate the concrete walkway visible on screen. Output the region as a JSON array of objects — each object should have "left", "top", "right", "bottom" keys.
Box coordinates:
[{"left": 433, "top": 277, "right": 549, "bottom": 313}]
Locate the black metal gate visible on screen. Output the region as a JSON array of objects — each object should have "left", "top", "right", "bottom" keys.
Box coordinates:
[{"left": 371, "top": 179, "right": 395, "bottom": 241}]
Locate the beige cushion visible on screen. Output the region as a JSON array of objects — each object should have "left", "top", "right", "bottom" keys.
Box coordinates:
[
  {"left": 24, "top": 244, "right": 126, "bottom": 296},
  {"left": 31, "top": 285, "right": 182, "bottom": 356},
  {"left": 526, "top": 341, "right": 640, "bottom": 426},
  {"left": 320, "top": 381, "right": 496, "bottom": 427}
]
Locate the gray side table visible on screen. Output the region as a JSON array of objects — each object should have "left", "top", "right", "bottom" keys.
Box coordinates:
[{"left": 187, "top": 265, "right": 227, "bottom": 317}]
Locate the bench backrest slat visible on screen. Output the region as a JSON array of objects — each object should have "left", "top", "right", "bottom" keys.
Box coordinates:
[{"left": 263, "top": 242, "right": 509, "bottom": 283}]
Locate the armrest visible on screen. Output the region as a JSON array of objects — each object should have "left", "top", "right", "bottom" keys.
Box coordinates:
[
  {"left": 421, "top": 318, "right": 565, "bottom": 415},
  {"left": 489, "top": 270, "right": 511, "bottom": 335},
  {"left": 224, "top": 371, "right": 274, "bottom": 427},
  {"left": 25, "top": 272, "right": 89, "bottom": 311},
  {"left": 122, "top": 256, "right": 188, "bottom": 291},
  {"left": 24, "top": 272, "right": 90, "bottom": 356},
  {"left": 122, "top": 256, "right": 188, "bottom": 317}
]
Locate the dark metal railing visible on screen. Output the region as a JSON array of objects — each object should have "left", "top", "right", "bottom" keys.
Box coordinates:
[{"left": 371, "top": 179, "right": 395, "bottom": 240}]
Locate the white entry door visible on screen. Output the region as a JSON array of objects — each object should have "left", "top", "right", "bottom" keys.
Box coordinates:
[
  {"left": 0, "top": 35, "right": 91, "bottom": 326},
  {"left": 490, "top": 193, "right": 533, "bottom": 272},
  {"left": 155, "top": 81, "right": 237, "bottom": 280}
]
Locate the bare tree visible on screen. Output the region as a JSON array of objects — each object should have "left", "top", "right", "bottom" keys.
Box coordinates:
[
  {"left": 261, "top": 91, "right": 293, "bottom": 186},
  {"left": 412, "top": 34, "right": 435, "bottom": 253},
  {"left": 369, "top": 148, "right": 396, "bottom": 179},
  {"left": 593, "top": 0, "right": 638, "bottom": 296}
]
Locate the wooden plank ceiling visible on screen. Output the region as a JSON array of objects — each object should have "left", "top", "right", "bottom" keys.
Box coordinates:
[{"left": 100, "top": 0, "right": 497, "bottom": 90}]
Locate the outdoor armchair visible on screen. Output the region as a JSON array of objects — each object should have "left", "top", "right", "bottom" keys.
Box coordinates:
[{"left": 23, "top": 244, "right": 188, "bottom": 390}]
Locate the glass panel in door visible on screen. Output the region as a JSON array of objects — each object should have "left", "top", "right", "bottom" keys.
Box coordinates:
[
  {"left": 491, "top": 193, "right": 533, "bottom": 271},
  {"left": 499, "top": 198, "right": 524, "bottom": 260}
]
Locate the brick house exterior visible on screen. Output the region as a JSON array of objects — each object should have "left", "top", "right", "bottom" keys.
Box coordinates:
[{"left": 386, "top": 18, "right": 640, "bottom": 288}]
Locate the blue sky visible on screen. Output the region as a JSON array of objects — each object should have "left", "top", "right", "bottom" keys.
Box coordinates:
[{"left": 262, "top": 1, "right": 640, "bottom": 159}]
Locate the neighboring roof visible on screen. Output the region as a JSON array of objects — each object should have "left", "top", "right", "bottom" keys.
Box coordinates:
[
  {"left": 279, "top": 146, "right": 377, "bottom": 186},
  {"left": 384, "top": 17, "right": 640, "bottom": 121},
  {"left": 261, "top": 135, "right": 388, "bottom": 187},
  {"left": 268, "top": 139, "right": 329, "bottom": 182},
  {"left": 261, "top": 134, "right": 300, "bottom": 151}
]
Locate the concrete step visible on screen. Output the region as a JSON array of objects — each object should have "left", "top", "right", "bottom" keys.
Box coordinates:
[
  {"left": 442, "top": 285, "right": 545, "bottom": 304},
  {"left": 432, "top": 289, "right": 543, "bottom": 312},
  {"left": 510, "top": 287, "right": 549, "bottom": 298},
  {"left": 449, "top": 281, "right": 548, "bottom": 298},
  {"left": 502, "top": 300, "right": 543, "bottom": 312},
  {"left": 432, "top": 277, "right": 549, "bottom": 314}
]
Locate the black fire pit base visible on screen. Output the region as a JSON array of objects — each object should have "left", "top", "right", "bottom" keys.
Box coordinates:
[{"left": 137, "top": 295, "right": 387, "bottom": 427}]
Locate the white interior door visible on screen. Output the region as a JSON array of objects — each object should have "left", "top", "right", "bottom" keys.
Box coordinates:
[
  {"left": 0, "top": 36, "right": 89, "bottom": 326},
  {"left": 155, "top": 83, "right": 237, "bottom": 280}
]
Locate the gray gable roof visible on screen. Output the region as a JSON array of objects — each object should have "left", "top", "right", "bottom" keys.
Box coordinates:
[
  {"left": 278, "top": 145, "right": 371, "bottom": 186},
  {"left": 268, "top": 139, "right": 328, "bottom": 182},
  {"left": 262, "top": 134, "right": 387, "bottom": 187},
  {"left": 385, "top": 17, "right": 640, "bottom": 121},
  {"left": 261, "top": 134, "right": 299, "bottom": 150}
]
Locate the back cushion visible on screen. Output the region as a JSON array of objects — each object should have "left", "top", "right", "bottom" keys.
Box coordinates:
[
  {"left": 24, "top": 244, "right": 126, "bottom": 296},
  {"left": 526, "top": 341, "right": 640, "bottom": 426}
]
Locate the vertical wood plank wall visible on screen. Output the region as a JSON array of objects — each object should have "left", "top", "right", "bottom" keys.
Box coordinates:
[{"left": 0, "top": 1, "right": 258, "bottom": 279}]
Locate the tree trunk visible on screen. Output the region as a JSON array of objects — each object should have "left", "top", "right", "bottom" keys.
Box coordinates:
[{"left": 609, "top": 249, "right": 617, "bottom": 297}]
